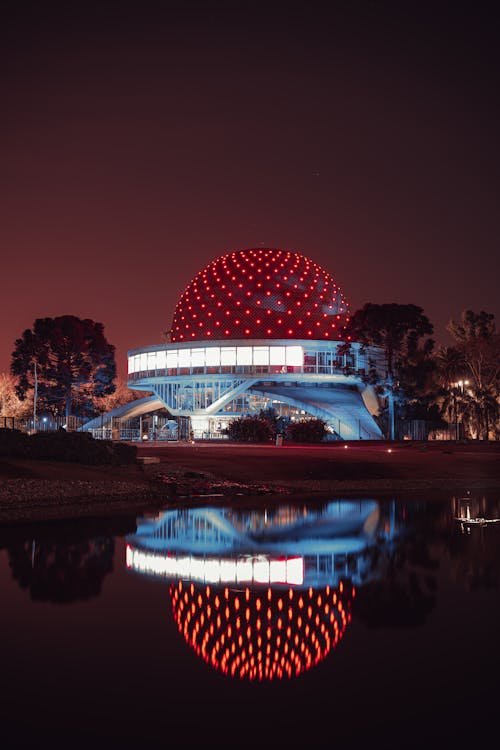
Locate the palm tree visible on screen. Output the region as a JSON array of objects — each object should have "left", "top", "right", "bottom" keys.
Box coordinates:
[
  {"left": 446, "top": 310, "right": 500, "bottom": 441},
  {"left": 434, "top": 345, "right": 467, "bottom": 436},
  {"left": 461, "top": 387, "right": 499, "bottom": 440}
]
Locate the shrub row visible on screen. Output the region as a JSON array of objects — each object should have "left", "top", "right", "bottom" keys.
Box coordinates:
[
  {"left": 224, "top": 416, "right": 329, "bottom": 443},
  {"left": 0, "top": 428, "right": 137, "bottom": 465}
]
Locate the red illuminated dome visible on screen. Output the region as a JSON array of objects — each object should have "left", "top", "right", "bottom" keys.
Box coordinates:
[
  {"left": 170, "top": 580, "right": 354, "bottom": 681},
  {"left": 170, "top": 248, "right": 350, "bottom": 342}
]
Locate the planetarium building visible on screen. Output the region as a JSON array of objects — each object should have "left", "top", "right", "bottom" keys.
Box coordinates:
[{"left": 122, "top": 248, "right": 385, "bottom": 440}]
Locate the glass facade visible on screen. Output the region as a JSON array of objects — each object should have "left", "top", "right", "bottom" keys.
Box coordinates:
[{"left": 128, "top": 341, "right": 373, "bottom": 381}]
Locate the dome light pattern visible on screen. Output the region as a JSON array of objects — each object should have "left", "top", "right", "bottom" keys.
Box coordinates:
[
  {"left": 170, "top": 248, "right": 350, "bottom": 342},
  {"left": 170, "top": 579, "right": 354, "bottom": 681}
]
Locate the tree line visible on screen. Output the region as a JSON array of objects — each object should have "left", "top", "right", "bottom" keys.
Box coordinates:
[
  {"left": 345, "top": 304, "right": 499, "bottom": 441},
  {"left": 1, "top": 306, "right": 499, "bottom": 440}
]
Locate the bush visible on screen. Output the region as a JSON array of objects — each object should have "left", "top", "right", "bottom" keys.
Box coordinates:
[
  {"left": 285, "top": 418, "right": 328, "bottom": 443},
  {"left": 109, "top": 440, "right": 137, "bottom": 465},
  {"left": 225, "top": 416, "right": 275, "bottom": 443},
  {"left": 0, "top": 429, "right": 137, "bottom": 465},
  {"left": 0, "top": 428, "right": 29, "bottom": 457}
]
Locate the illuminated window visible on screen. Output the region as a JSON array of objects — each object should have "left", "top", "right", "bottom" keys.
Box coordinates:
[
  {"left": 191, "top": 348, "right": 205, "bottom": 367},
  {"left": 236, "top": 347, "right": 252, "bottom": 365},
  {"left": 269, "top": 346, "right": 286, "bottom": 365},
  {"left": 253, "top": 346, "right": 269, "bottom": 365},
  {"left": 156, "top": 350, "right": 167, "bottom": 369},
  {"left": 166, "top": 349, "right": 178, "bottom": 368},
  {"left": 178, "top": 348, "right": 190, "bottom": 367},
  {"left": 286, "top": 346, "right": 303, "bottom": 366},
  {"left": 221, "top": 347, "right": 237, "bottom": 366},
  {"left": 205, "top": 347, "right": 220, "bottom": 366}
]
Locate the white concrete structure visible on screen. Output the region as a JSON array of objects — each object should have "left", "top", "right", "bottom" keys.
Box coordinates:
[{"left": 126, "top": 338, "right": 384, "bottom": 439}]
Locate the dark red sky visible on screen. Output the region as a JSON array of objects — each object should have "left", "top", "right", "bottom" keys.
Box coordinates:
[{"left": 2, "top": 1, "right": 499, "bottom": 378}]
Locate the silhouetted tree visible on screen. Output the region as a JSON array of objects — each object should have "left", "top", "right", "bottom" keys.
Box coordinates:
[
  {"left": 11, "top": 315, "right": 116, "bottom": 420},
  {"left": 345, "top": 303, "right": 435, "bottom": 438},
  {"left": 7, "top": 537, "right": 114, "bottom": 603}
]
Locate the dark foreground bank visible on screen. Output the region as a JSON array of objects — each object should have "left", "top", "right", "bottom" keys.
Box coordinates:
[{"left": 1, "top": 439, "right": 499, "bottom": 523}]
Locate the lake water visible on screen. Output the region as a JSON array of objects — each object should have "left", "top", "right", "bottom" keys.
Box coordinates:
[{"left": 1, "top": 492, "right": 499, "bottom": 749}]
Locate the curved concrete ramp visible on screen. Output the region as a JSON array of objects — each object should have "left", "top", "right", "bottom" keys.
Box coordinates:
[
  {"left": 80, "top": 384, "right": 382, "bottom": 439},
  {"left": 79, "top": 395, "right": 164, "bottom": 431},
  {"left": 250, "top": 384, "right": 383, "bottom": 440}
]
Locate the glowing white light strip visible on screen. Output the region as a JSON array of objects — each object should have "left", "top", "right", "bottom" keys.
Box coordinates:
[
  {"left": 126, "top": 546, "right": 304, "bottom": 586},
  {"left": 128, "top": 345, "right": 305, "bottom": 374}
]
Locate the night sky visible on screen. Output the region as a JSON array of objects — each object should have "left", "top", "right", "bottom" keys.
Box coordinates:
[{"left": 2, "top": 1, "right": 499, "bottom": 378}]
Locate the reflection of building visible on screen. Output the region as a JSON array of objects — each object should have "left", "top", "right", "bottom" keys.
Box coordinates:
[
  {"left": 170, "top": 579, "right": 353, "bottom": 681},
  {"left": 126, "top": 499, "right": 392, "bottom": 681},
  {"left": 84, "top": 248, "right": 386, "bottom": 439},
  {"left": 126, "top": 500, "right": 381, "bottom": 589}
]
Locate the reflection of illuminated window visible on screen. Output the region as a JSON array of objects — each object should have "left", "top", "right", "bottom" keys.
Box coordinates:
[
  {"left": 253, "top": 559, "right": 270, "bottom": 583},
  {"left": 220, "top": 559, "right": 238, "bottom": 581},
  {"left": 236, "top": 559, "right": 253, "bottom": 582},
  {"left": 269, "top": 559, "right": 287, "bottom": 582},
  {"left": 204, "top": 559, "right": 221, "bottom": 582}
]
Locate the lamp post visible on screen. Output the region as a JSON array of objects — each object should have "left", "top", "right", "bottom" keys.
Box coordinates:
[
  {"left": 453, "top": 387, "right": 458, "bottom": 442},
  {"left": 33, "top": 362, "right": 38, "bottom": 433},
  {"left": 387, "top": 372, "right": 395, "bottom": 441}
]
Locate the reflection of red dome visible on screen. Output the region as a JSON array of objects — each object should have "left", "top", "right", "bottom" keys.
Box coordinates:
[
  {"left": 170, "top": 248, "right": 350, "bottom": 342},
  {"left": 170, "top": 580, "right": 354, "bottom": 681}
]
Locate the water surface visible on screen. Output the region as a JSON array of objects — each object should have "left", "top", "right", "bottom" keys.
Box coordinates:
[{"left": 1, "top": 493, "right": 498, "bottom": 749}]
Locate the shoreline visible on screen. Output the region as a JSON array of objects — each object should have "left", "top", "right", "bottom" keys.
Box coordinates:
[
  {"left": 1, "top": 440, "right": 500, "bottom": 523},
  {"left": 1, "top": 473, "right": 499, "bottom": 525}
]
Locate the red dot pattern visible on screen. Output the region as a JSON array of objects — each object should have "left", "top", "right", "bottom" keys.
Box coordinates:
[
  {"left": 170, "top": 580, "right": 353, "bottom": 681},
  {"left": 170, "top": 248, "right": 350, "bottom": 342}
]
